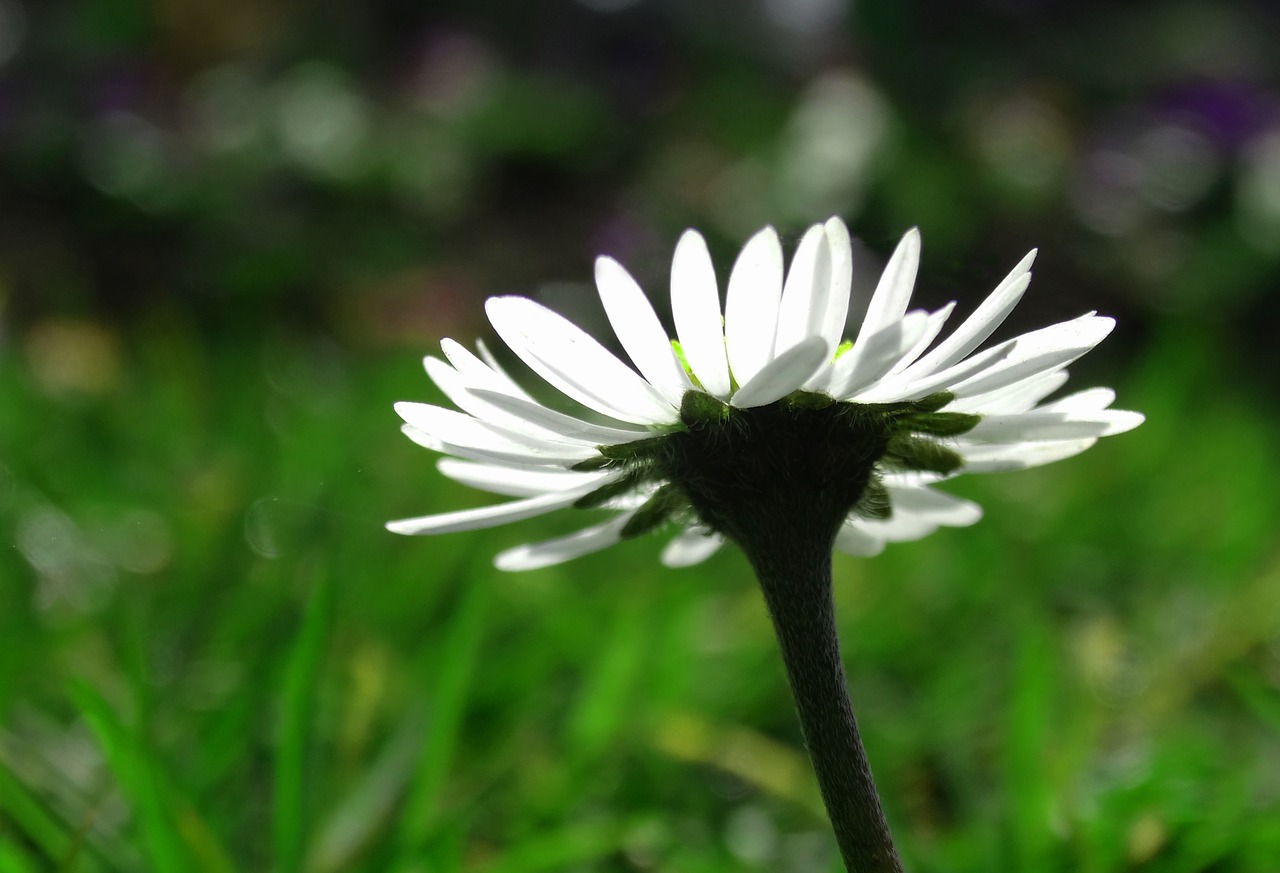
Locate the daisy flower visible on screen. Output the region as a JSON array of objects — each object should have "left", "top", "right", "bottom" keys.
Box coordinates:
[
  {"left": 388, "top": 216, "right": 1143, "bottom": 872},
  {"left": 386, "top": 217, "right": 1142, "bottom": 571}
]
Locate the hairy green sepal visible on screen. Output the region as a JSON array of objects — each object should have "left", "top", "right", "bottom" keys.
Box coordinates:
[{"left": 621, "top": 484, "right": 684, "bottom": 539}]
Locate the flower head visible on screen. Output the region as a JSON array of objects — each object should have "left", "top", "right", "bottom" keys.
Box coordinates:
[{"left": 387, "top": 218, "right": 1142, "bottom": 570}]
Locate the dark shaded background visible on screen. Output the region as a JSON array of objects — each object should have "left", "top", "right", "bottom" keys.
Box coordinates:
[
  {"left": 7, "top": 0, "right": 1280, "bottom": 335},
  {"left": 3, "top": 1, "right": 1280, "bottom": 871}
]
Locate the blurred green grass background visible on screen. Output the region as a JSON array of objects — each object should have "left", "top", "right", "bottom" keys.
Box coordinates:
[{"left": 3, "top": 1, "right": 1280, "bottom": 871}]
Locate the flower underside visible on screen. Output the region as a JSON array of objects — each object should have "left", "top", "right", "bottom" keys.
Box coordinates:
[
  {"left": 573, "top": 388, "right": 979, "bottom": 550},
  {"left": 386, "top": 217, "right": 1144, "bottom": 571}
]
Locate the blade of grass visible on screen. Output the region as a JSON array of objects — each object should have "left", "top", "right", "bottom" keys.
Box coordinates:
[
  {"left": 1, "top": 743, "right": 143, "bottom": 872},
  {"left": 395, "top": 574, "right": 490, "bottom": 852},
  {"left": 482, "top": 818, "right": 630, "bottom": 873},
  {"left": 650, "top": 711, "right": 824, "bottom": 818},
  {"left": 71, "top": 681, "right": 188, "bottom": 873},
  {"left": 566, "top": 598, "right": 648, "bottom": 764},
  {"left": 275, "top": 575, "right": 334, "bottom": 873},
  {"left": 1226, "top": 668, "right": 1280, "bottom": 734},
  {"left": 307, "top": 710, "right": 425, "bottom": 873},
  {"left": 1002, "top": 620, "right": 1056, "bottom": 872},
  {"left": 0, "top": 763, "right": 72, "bottom": 863},
  {"left": 0, "top": 840, "right": 40, "bottom": 873}
]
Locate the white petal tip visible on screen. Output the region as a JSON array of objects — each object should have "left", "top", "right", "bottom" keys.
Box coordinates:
[
  {"left": 752, "top": 225, "right": 781, "bottom": 246},
  {"left": 493, "top": 550, "right": 531, "bottom": 572},
  {"left": 594, "top": 255, "right": 623, "bottom": 279},
  {"left": 1079, "top": 315, "right": 1117, "bottom": 347},
  {"left": 1011, "top": 249, "right": 1038, "bottom": 274},
  {"left": 1107, "top": 410, "right": 1145, "bottom": 435},
  {"left": 660, "top": 531, "right": 723, "bottom": 567},
  {"left": 483, "top": 294, "right": 530, "bottom": 322},
  {"left": 893, "top": 228, "right": 921, "bottom": 258},
  {"left": 677, "top": 228, "right": 708, "bottom": 248},
  {"left": 824, "top": 217, "right": 852, "bottom": 247}
]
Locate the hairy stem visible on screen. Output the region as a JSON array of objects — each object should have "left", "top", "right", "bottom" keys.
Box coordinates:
[{"left": 746, "top": 536, "right": 903, "bottom": 873}]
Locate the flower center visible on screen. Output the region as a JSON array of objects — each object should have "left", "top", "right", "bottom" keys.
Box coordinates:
[
  {"left": 575, "top": 390, "right": 981, "bottom": 553},
  {"left": 667, "top": 392, "right": 893, "bottom": 548}
]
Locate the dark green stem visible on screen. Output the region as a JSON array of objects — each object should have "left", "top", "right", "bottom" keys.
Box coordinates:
[
  {"left": 746, "top": 536, "right": 903, "bottom": 873},
  {"left": 662, "top": 391, "right": 910, "bottom": 869}
]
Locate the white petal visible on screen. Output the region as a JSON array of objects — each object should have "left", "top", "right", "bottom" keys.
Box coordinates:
[
  {"left": 671, "top": 230, "right": 731, "bottom": 397},
  {"left": 948, "top": 369, "right": 1070, "bottom": 415},
  {"left": 403, "top": 423, "right": 588, "bottom": 468},
  {"left": 486, "top": 296, "right": 677, "bottom": 425},
  {"left": 904, "top": 250, "right": 1036, "bottom": 377},
  {"left": 473, "top": 339, "right": 531, "bottom": 398},
  {"left": 731, "top": 337, "right": 830, "bottom": 408},
  {"left": 437, "top": 458, "right": 607, "bottom": 497},
  {"left": 856, "top": 513, "right": 939, "bottom": 542},
  {"left": 1038, "top": 387, "right": 1116, "bottom": 414},
  {"left": 467, "top": 388, "right": 652, "bottom": 445},
  {"left": 799, "top": 220, "right": 855, "bottom": 393},
  {"left": 959, "top": 438, "right": 1098, "bottom": 473},
  {"left": 801, "top": 364, "right": 836, "bottom": 394},
  {"left": 854, "top": 342, "right": 1012, "bottom": 403},
  {"left": 440, "top": 338, "right": 532, "bottom": 400},
  {"left": 964, "top": 409, "right": 1145, "bottom": 442},
  {"left": 598, "top": 485, "right": 659, "bottom": 511},
  {"left": 834, "top": 523, "right": 885, "bottom": 556},
  {"left": 660, "top": 529, "right": 725, "bottom": 567},
  {"left": 886, "top": 302, "right": 955, "bottom": 377},
  {"left": 395, "top": 402, "right": 596, "bottom": 461},
  {"left": 854, "top": 228, "right": 920, "bottom": 343},
  {"left": 595, "top": 257, "right": 691, "bottom": 406},
  {"left": 424, "top": 356, "right": 579, "bottom": 443},
  {"left": 400, "top": 423, "right": 445, "bottom": 452},
  {"left": 774, "top": 224, "right": 832, "bottom": 355},
  {"left": 819, "top": 217, "right": 854, "bottom": 351},
  {"left": 494, "top": 514, "right": 633, "bottom": 571},
  {"left": 885, "top": 485, "right": 983, "bottom": 527},
  {"left": 387, "top": 486, "right": 595, "bottom": 535},
  {"left": 881, "top": 470, "right": 948, "bottom": 488},
  {"left": 948, "top": 315, "right": 1115, "bottom": 398},
  {"left": 724, "top": 226, "right": 784, "bottom": 386},
  {"left": 833, "top": 310, "right": 931, "bottom": 398}
]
